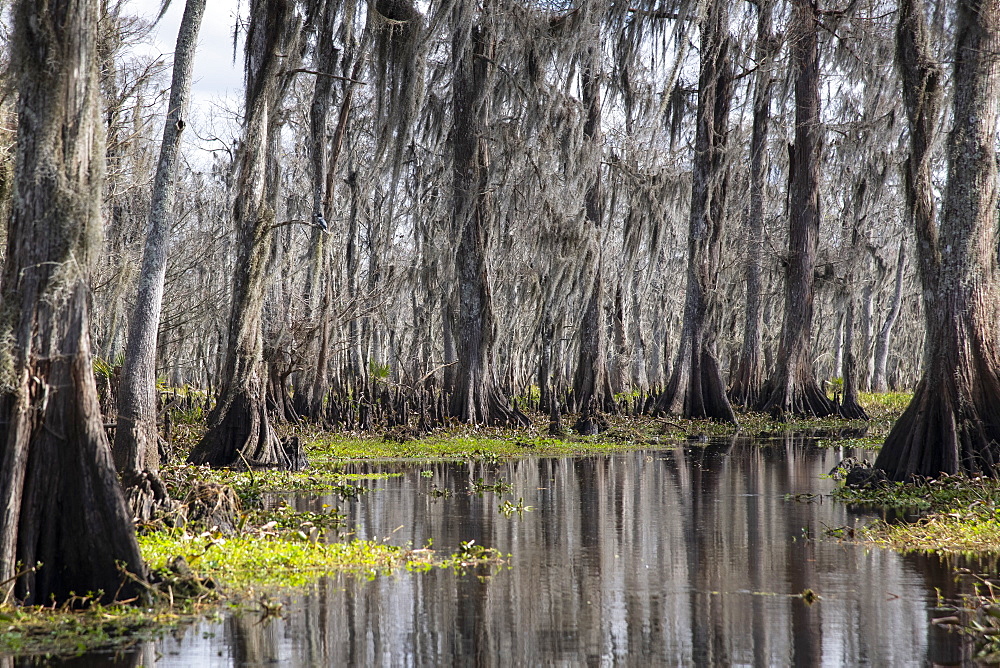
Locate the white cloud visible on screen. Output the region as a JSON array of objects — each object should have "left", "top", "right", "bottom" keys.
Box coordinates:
[{"left": 127, "top": 0, "right": 245, "bottom": 165}]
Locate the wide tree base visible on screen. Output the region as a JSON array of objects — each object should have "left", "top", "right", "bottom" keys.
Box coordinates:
[
  {"left": 449, "top": 387, "right": 530, "bottom": 428},
  {"left": 874, "top": 372, "right": 1000, "bottom": 481},
  {"left": 4, "top": 337, "right": 147, "bottom": 606},
  {"left": 183, "top": 482, "right": 241, "bottom": 534},
  {"left": 836, "top": 394, "right": 869, "bottom": 420},
  {"left": 188, "top": 386, "right": 295, "bottom": 470},
  {"left": 654, "top": 348, "right": 737, "bottom": 423},
  {"left": 728, "top": 380, "right": 763, "bottom": 411},
  {"left": 729, "top": 355, "right": 764, "bottom": 409},
  {"left": 573, "top": 397, "right": 609, "bottom": 435},
  {"left": 756, "top": 375, "right": 836, "bottom": 419}
]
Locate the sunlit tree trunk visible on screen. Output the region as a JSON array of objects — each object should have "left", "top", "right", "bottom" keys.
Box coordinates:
[
  {"left": 0, "top": 0, "right": 145, "bottom": 605},
  {"left": 837, "top": 182, "right": 870, "bottom": 420},
  {"left": 188, "top": 0, "right": 302, "bottom": 468},
  {"left": 876, "top": 0, "right": 1000, "bottom": 480},
  {"left": 872, "top": 240, "right": 906, "bottom": 392},
  {"left": 114, "top": 0, "right": 206, "bottom": 475}
]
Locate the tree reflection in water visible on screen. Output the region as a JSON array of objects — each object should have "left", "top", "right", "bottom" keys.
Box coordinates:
[{"left": 143, "top": 439, "right": 978, "bottom": 666}]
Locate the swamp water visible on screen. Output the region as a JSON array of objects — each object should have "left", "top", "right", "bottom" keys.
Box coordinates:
[{"left": 64, "top": 437, "right": 985, "bottom": 665}]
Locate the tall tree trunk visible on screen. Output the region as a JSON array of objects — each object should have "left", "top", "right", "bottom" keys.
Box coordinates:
[
  {"left": 838, "top": 181, "right": 870, "bottom": 420},
  {"left": 573, "top": 42, "right": 615, "bottom": 413},
  {"left": 292, "top": 0, "right": 338, "bottom": 421},
  {"left": 876, "top": 0, "right": 1000, "bottom": 480},
  {"left": 188, "top": 0, "right": 301, "bottom": 469},
  {"left": 345, "top": 171, "right": 366, "bottom": 394},
  {"left": 872, "top": 240, "right": 906, "bottom": 392},
  {"left": 448, "top": 1, "right": 527, "bottom": 426},
  {"left": 756, "top": 0, "right": 835, "bottom": 418},
  {"left": 537, "top": 314, "right": 555, "bottom": 412},
  {"left": 655, "top": 0, "right": 736, "bottom": 423},
  {"left": 730, "top": 0, "right": 775, "bottom": 408},
  {"left": 860, "top": 279, "right": 876, "bottom": 389},
  {"left": 0, "top": 0, "right": 145, "bottom": 605},
  {"left": 629, "top": 283, "right": 649, "bottom": 391},
  {"left": 114, "top": 0, "right": 206, "bottom": 475},
  {"left": 839, "top": 287, "right": 868, "bottom": 418}
]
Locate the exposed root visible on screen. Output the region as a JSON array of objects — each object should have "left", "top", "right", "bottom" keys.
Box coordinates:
[
  {"left": 874, "top": 367, "right": 1000, "bottom": 481},
  {"left": 573, "top": 397, "right": 609, "bottom": 435},
  {"left": 121, "top": 470, "right": 182, "bottom": 528},
  {"left": 547, "top": 395, "right": 566, "bottom": 436},
  {"left": 183, "top": 482, "right": 241, "bottom": 535},
  {"left": 654, "top": 348, "right": 736, "bottom": 423},
  {"left": 280, "top": 436, "right": 309, "bottom": 471},
  {"left": 756, "top": 375, "right": 836, "bottom": 419},
  {"left": 837, "top": 395, "right": 869, "bottom": 420}
]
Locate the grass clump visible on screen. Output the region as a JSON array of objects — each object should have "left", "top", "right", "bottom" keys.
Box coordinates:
[
  {"left": 863, "top": 508, "right": 1000, "bottom": 554},
  {"left": 836, "top": 474, "right": 1000, "bottom": 553},
  {"left": 835, "top": 473, "right": 1000, "bottom": 512}
]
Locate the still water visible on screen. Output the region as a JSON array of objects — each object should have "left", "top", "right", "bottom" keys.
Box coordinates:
[{"left": 89, "top": 437, "right": 984, "bottom": 665}]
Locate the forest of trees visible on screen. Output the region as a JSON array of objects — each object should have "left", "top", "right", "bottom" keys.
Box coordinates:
[
  {"left": 0, "top": 0, "right": 997, "bottom": 603},
  {"left": 82, "top": 0, "right": 926, "bottom": 428}
]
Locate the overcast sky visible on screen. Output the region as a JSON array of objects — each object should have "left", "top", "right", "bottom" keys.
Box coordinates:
[
  {"left": 130, "top": 0, "right": 245, "bottom": 160},
  {"left": 132, "top": 0, "right": 243, "bottom": 101}
]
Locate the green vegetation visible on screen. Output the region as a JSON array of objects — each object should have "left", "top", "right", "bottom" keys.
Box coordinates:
[
  {"left": 835, "top": 473, "right": 1000, "bottom": 513},
  {"left": 839, "top": 474, "right": 1000, "bottom": 554},
  {"left": 0, "top": 528, "right": 505, "bottom": 659},
  {"left": 864, "top": 508, "right": 1000, "bottom": 554},
  {"left": 0, "top": 602, "right": 186, "bottom": 658},
  {"left": 305, "top": 428, "right": 651, "bottom": 462},
  {"left": 295, "top": 391, "right": 913, "bottom": 464},
  {"left": 471, "top": 477, "right": 513, "bottom": 495},
  {"left": 836, "top": 472, "right": 1000, "bottom": 554},
  {"left": 931, "top": 572, "right": 1000, "bottom": 664},
  {"left": 499, "top": 498, "right": 533, "bottom": 517},
  {"left": 829, "top": 436, "right": 1000, "bottom": 661},
  {"left": 1, "top": 391, "right": 915, "bottom": 660},
  {"left": 160, "top": 464, "right": 375, "bottom": 508},
  {"left": 139, "top": 530, "right": 505, "bottom": 590}
]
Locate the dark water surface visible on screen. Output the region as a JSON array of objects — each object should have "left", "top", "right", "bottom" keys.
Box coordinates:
[{"left": 70, "top": 438, "right": 987, "bottom": 665}]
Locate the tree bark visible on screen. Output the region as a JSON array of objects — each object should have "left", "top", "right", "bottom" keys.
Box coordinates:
[
  {"left": 292, "top": 0, "right": 338, "bottom": 421},
  {"left": 572, "top": 42, "right": 615, "bottom": 413},
  {"left": 655, "top": 0, "right": 736, "bottom": 422},
  {"left": 447, "top": 1, "right": 527, "bottom": 426},
  {"left": 756, "top": 0, "right": 836, "bottom": 418},
  {"left": 0, "top": 0, "right": 145, "bottom": 605},
  {"left": 876, "top": 0, "right": 1000, "bottom": 480},
  {"left": 114, "top": 0, "right": 206, "bottom": 475},
  {"left": 839, "top": 289, "right": 868, "bottom": 418},
  {"left": 872, "top": 240, "right": 906, "bottom": 392},
  {"left": 837, "top": 179, "right": 871, "bottom": 420},
  {"left": 188, "top": 0, "right": 301, "bottom": 468},
  {"left": 730, "top": 0, "right": 775, "bottom": 408}
]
